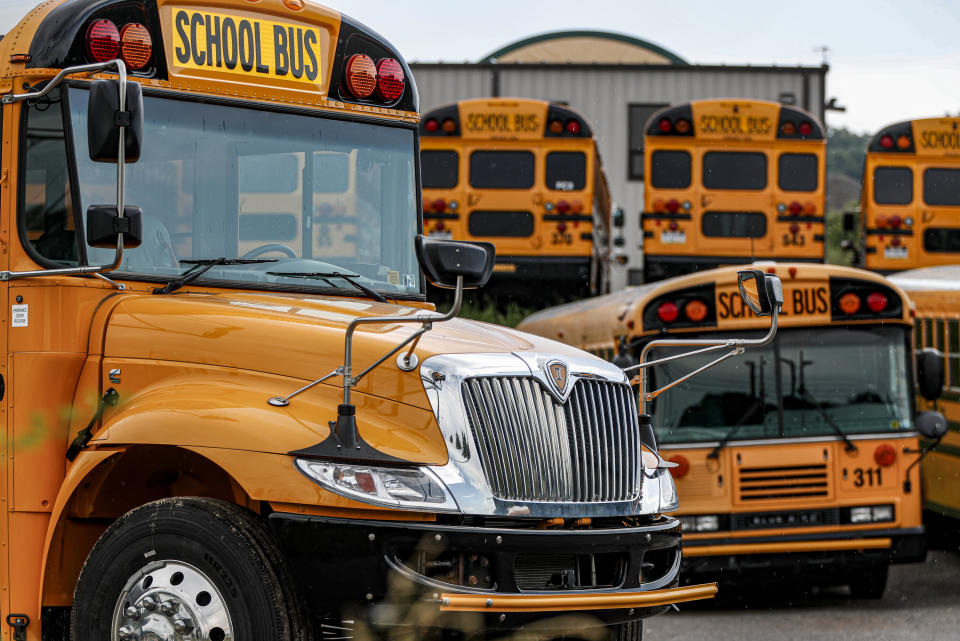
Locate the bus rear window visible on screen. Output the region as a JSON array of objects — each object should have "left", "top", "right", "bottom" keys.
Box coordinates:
[
  {"left": 923, "top": 168, "right": 960, "bottom": 206},
  {"left": 421, "top": 150, "right": 459, "bottom": 189},
  {"left": 923, "top": 228, "right": 960, "bottom": 253},
  {"left": 651, "top": 150, "right": 691, "bottom": 189},
  {"left": 778, "top": 153, "right": 818, "bottom": 192},
  {"left": 873, "top": 167, "right": 913, "bottom": 205},
  {"left": 470, "top": 151, "right": 535, "bottom": 189},
  {"left": 702, "top": 212, "right": 766, "bottom": 238},
  {"left": 702, "top": 152, "right": 767, "bottom": 190},
  {"left": 545, "top": 152, "right": 586, "bottom": 191}
]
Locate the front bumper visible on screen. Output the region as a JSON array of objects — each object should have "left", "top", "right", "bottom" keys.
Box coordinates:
[
  {"left": 681, "top": 526, "right": 926, "bottom": 583},
  {"left": 268, "top": 513, "right": 715, "bottom": 631}
]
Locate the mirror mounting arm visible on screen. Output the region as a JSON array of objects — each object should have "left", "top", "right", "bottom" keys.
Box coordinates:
[
  {"left": 0, "top": 59, "right": 131, "bottom": 283},
  {"left": 902, "top": 433, "right": 945, "bottom": 493}
]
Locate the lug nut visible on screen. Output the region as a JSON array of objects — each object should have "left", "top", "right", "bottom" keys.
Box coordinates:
[
  {"left": 125, "top": 605, "right": 141, "bottom": 620},
  {"left": 117, "top": 626, "right": 135, "bottom": 640},
  {"left": 159, "top": 599, "right": 180, "bottom": 615},
  {"left": 141, "top": 596, "right": 158, "bottom": 611},
  {"left": 173, "top": 618, "right": 195, "bottom": 633}
]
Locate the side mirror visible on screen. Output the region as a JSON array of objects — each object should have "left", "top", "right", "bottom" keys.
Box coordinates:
[
  {"left": 613, "top": 207, "right": 625, "bottom": 228},
  {"left": 737, "top": 269, "right": 783, "bottom": 316},
  {"left": 88, "top": 79, "right": 144, "bottom": 163},
  {"left": 415, "top": 235, "right": 495, "bottom": 289},
  {"left": 917, "top": 348, "right": 945, "bottom": 401},
  {"left": 842, "top": 211, "right": 857, "bottom": 233},
  {"left": 86, "top": 205, "right": 143, "bottom": 248},
  {"left": 916, "top": 411, "right": 948, "bottom": 440}
]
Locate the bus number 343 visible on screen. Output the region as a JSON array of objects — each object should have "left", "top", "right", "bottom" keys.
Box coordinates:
[{"left": 845, "top": 467, "right": 883, "bottom": 487}]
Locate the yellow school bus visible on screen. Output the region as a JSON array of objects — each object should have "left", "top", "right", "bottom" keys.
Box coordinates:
[
  {"left": 889, "top": 266, "right": 960, "bottom": 520},
  {"left": 642, "top": 100, "right": 826, "bottom": 282},
  {"left": 420, "top": 98, "right": 612, "bottom": 300},
  {"left": 0, "top": 1, "right": 723, "bottom": 639},
  {"left": 519, "top": 263, "right": 935, "bottom": 596},
  {"left": 859, "top": 117, "right": 960, "bottom": 273}
]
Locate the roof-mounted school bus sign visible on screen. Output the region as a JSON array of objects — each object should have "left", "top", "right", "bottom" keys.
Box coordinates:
[{"left": 0, "top": 2, "right": 719, "bottom": 640}]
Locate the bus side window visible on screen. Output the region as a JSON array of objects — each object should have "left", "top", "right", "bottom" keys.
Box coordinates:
[
  {"left": 949, "top": 319, "right": 960, "bottom": 390},
  {"left": 23, "top": 87, "right": 80, "bottom": 266}
]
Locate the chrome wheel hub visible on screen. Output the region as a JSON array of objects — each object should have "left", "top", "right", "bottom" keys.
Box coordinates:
[{"left": 112, "top": 560, "right": 233, "bottom": 641}]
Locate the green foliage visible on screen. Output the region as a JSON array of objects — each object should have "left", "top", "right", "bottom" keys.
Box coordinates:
[
  {"left": 458, "top": 301, "right": 535, "bottom": 328},
  {"left": 827, "top": 126, "right": 871, "bottom": 182}
]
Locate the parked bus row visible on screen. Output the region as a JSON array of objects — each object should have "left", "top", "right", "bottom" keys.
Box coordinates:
[{"left": 519, "top": 262, "right": 953, "bottom": 597}]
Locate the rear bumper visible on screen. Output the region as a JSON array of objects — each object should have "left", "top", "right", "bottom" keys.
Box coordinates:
[
  {"left": 643, "top": 254, "right": 822, "bottom": 281},
  {"left": 492, "top": 255, "right": 591, "bottom": 284},
  {"left": 268, "top": 513, "right": 711, "bottom": 631},
  {"left": 680, "top": 526, "right": 925, "bottom": 582}
]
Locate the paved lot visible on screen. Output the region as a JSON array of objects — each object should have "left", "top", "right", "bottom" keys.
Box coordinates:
[{"left": 646, "top": 550, "right": 960, "bottom": 641}]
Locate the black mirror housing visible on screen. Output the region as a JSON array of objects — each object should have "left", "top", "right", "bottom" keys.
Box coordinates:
[
  {"left": 415, "top": 235, "right": 495, "bottom": 290},
  {"left": 916, "top": 348, "right": 945, "bottom": 401},
  {"left": 613, "top": 208, "right": 625, "bottom": 228},
  {"left": 737, "top": 270, "right": 783, "bottom": 316},
  {"left": 842, "top": 211, "right": 857, "bottom": 233},
  {"left": 88, "top": 79, "right": 144, "bottom": 163},
  {"left": 86, "top": 205, "right": 143, "bottom": 249},
  {"left": 916, "top": 411, "right": 948, "bottom": 440}
]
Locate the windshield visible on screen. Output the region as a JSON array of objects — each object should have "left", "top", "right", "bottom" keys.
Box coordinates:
[
  {"left": 68, "top": 88, "right": 421, "bottom": 296},
  {"left": 648, "top": 326, "right": 913, "bottom": 444}
]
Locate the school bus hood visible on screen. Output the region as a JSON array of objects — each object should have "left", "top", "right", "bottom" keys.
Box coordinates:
[{"left": 102, "top": 291, "right": 590, "bottom": 411}]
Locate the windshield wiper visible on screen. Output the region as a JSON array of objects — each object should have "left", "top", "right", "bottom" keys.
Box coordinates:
[
  {"left": 268, "top": 271, "right": 388, "bottom": 303},
  {"left": 801, "top": 389, "right": 859, "bottom": 453},
  {"left": 153, "top": 258, "right": 278, "bottom": 295},
  {"left": 707, "top": 398, "right": 763, "bottom": 459}
]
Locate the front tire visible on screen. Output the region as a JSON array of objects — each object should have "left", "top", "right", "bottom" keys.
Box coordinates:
[
  {"left": 848, "top": 565, "right": 889, "bottom": 599},
  {"left": 71, "top": 497, "right": 311, "bottom": 641}
]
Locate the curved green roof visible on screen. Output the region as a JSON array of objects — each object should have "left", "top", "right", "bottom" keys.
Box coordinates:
[{"left": 480, "top": 30, "right": 688, "bottom": 65}]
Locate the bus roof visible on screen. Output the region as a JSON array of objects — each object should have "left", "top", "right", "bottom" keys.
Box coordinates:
[
  {"left": 889, "top": 265, "right": 960, "bottom": 292},
  {"left": 646, "top": 98, "right": 824, "bottom": 141},
  {"left": 420, "top": 97, "right": 594, "bottom": 139},
  {"left": 518, "top": 263, "right": 911, "bottom": 350},
  {"left": 868, "top": 116, "right": 960, "bottom": 155},
  {"left": 0, "top": 0, "right": 418, "bottom": 117}
]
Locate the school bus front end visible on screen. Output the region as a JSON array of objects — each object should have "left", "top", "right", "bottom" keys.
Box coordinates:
[
  {"left": 642, "top": 100, "right": 826, "bottom": 282},
  {"left": 420, "top": 99, "right": 611, "bottom": 300},
  {"left": 520, "top": 265, "right": 927, "bottom": 595},
  {"left": 0, "top": 3, "right": 704, "bottom": 639},
  {"left": 861, "top": 117, "right": 960, "bottom": 273}
]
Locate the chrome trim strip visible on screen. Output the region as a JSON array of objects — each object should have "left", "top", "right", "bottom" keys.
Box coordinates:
[{"left": 659, "top": 431, "right": 921, "bottom": 449}]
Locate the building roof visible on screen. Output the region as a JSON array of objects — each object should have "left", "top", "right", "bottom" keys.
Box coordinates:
[{"left": 480, "top": 30, "right": 688, "bottom": 65}]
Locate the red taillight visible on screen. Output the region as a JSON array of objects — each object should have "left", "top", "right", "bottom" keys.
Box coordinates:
[
  {"left": 789, "top": 201, "right": 803, "bottom": 215},
  {"left": 571, "top": 201, "right": 584, "bottom": 214},
  {"left": 666, "top": 199, "right": 680, "bottom": 213},
  {"left": 566, "top": 119, "right": 581, "bottom": 135},
  {"left": 657, "top": 301, "right": 679, "bottom": 323},
  {"left": 431, "top": 198, "right": 446, "bottom": 213},
  {"left": 803, "top": 201, "right": 816, "bottom": 215},
  {"left": 839, "top": 292, "right": 860, "bottom": 315},
  {"left": 876, "top": 215, "right": 888, "bottom": 228},
  {"left": 556, "top": 200, "right": 571, "bottom": 214},
  {"left": 668, "top": 455, "right": 690, "bottom": 479},
  {"left": 658, "top": 118, "right": 672, "bottom": 133},
  {"left": 376, "top": 58, "right": 404, "bottom": 101},
  {"left": 867, "top": 292, "right": 888, "bottom": 313},
  {"left": 789, "top": 267, "right": 798, "bottom": 278},
  {"left": 888, "top": 214, "right": 903, "bottom": 229},
  {"left": 344, "top": 54, "right": 376, "bottom": 99},
  {"left": 424, "top": 119, "right": 439, "bottom": 133},
  {"left": 880, "top": 134, "right": 894, "bottom": 149},
  {"left": 86, "top": 19, "right": 120, "bottom": 63},
  {"left": 685, "top": 299, "right": 708, "bottom": 323},
  {"left": 790, "top": 224, "right": 800, "bottom": 234},
  {"left": 799, "top": 121, "right": 813, "bottom": 136},
  {"left": 891, "top": 236, "right": 902, "bottom": 247},
  {"left": 556, "top": 222, "right": 567, "bottom": 233},
  {"left": 435, "top": 221, "right": 446, "bottom": 231},
  {"left": 119, "top": 23, "right": 152, "bottom": 70},
  {"left": 653, "top": 199, "right": 667, "bottom": 213},
  {"left": 874, "top": 444, "right": 896, "bottom": 467},
  {"left": 668, "top": 221, "right": 679, "bottom": 231}
]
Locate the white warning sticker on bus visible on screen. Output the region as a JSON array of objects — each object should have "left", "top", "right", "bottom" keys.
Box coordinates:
[
  {"left": 661, "top": 231, "right": 686, "bottom": 244},
  {"left": 11, "top": 304, "right": 27, "bottom": 327},
  {"left": 884, "top": 246, "right": 908, "bottom": 259}
]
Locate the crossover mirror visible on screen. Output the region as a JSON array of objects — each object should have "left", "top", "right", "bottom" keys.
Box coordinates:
[
  {"left": 737, "top": 269, "right": 783, "bottom": 317},
  {"left": 613, "top": 207, "right": 625, "bottom": 228},
  {"left": 916, "top": 348, "right": 945, "bottom": 401},
  {"left": 86, "top": 205, "right": 143, "bottom": 249},
  {"left": 88, "top": 79, "right": 143, "bottom": 163},
  {"left": 916, "top": 411, "right": 948, "bottom": 441},
  {"left": 415, "top": 235, "right": 495, "bottom": 290}
]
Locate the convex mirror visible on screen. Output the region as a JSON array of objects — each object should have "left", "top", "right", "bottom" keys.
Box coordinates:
[
  {"left": 88, "top": 79, "right": 144, "bottom": 163},
  {"left": 916, "top": 348, "right": 945, "bottom": 402},
  {"left": 86, "top": 205, "right": 143, "bottom": 249},
  {"left": 737, "top": 269, "right": 783, "bottom": 316},
  {"left": 415, "top": 235, "right": 495, "bottom": 289},
  {"left": 916, "top": 411, "right": 948, "bottom": 440}
]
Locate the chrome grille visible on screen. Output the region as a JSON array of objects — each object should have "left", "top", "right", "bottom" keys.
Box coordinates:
[{"left": 461, "top": 377, "right": 639, "bottom": 502}]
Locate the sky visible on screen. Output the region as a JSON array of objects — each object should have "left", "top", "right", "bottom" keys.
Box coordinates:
[{"left": 0, "top": 0, "right": 956, "bottom": 133}]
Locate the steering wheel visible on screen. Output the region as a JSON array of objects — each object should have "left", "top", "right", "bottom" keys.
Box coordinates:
[{"left": 240, "top": 243, "right": 297, "bottom": 259}]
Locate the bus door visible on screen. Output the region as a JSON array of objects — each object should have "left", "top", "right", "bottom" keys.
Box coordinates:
[
  {"left": 696, "top": 146, "right": 774, "bottom": 259},
  {"left": 541, "top": 142, "right": 595, "bottom": 259},
  {"left": 463, "top": 143, "right": 540, "bottom": 264}
]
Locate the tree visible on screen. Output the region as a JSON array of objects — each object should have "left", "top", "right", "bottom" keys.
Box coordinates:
[{"left": 827, "top": 126, "right": 871, "bottom": 182}]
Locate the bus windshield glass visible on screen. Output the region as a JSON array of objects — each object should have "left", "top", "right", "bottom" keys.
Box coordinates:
[
  {"left": 69, "top": 89, "right": 421, "bottom": 296},
  {"left": 649, "top": 326, "right": 913, "bottom": 444}
]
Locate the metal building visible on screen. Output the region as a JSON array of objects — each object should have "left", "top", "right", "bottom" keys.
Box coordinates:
[{"left": 411, "top": 30, "right": 830, "bottom": 289}]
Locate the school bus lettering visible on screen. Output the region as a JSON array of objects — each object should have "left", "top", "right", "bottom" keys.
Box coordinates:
[
  {"left": 464, "top": 112, "right": 540, "bottom": 135},
  {"left": 791, "top": 286, "right": 828, "bottom": 316},
  {"left": 698, "top": 114, "right": 772, "bottom": 136},
  {"left": 172, "top": 9, "right": 321, "bottom": 82},
  {"left": 918, "top": 130, "right": 960, "bottom": 151}
]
